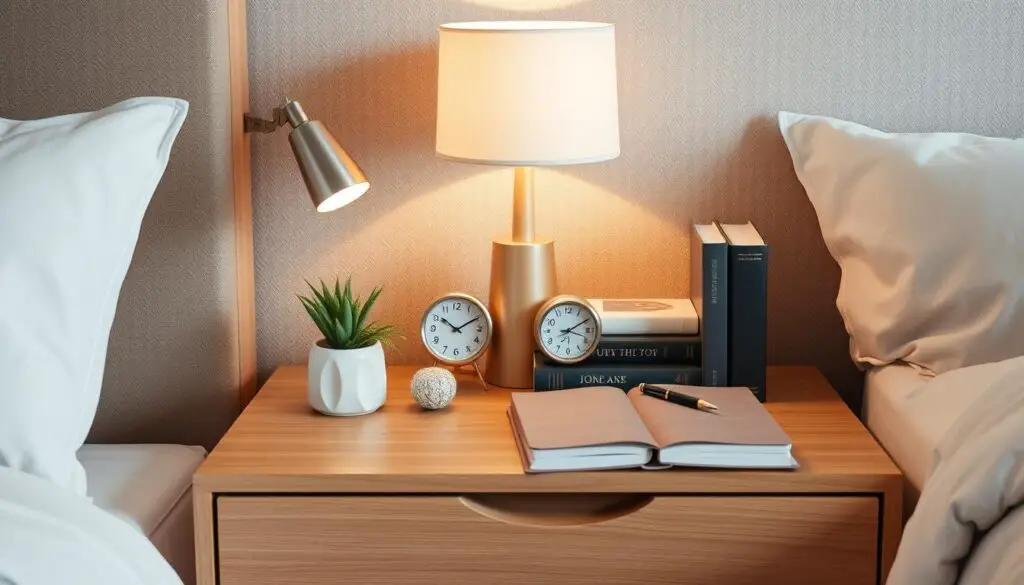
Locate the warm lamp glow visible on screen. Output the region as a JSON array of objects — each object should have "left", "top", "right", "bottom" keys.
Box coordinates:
[
  {"left": 436, "top": 21, "right": 619, "bottom": 166},
  {"left": 464, "top": 0, "right": 590, "bottom": 9},
  {"left": 315, "top": 181, "right": 370, "bottom": 213}
]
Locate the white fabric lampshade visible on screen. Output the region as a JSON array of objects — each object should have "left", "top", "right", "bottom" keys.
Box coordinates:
[{"left": 436, "top": 21, "right": 620, "bottom": 166}]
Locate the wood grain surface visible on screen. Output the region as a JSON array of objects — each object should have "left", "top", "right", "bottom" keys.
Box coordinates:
[
  {"left": 217, "top": 495, "right": 878, "bottom": 585},
  {"left": 192, "top": 485, "right": 216, "bottom": 585},
  {"left": 195, "top": 364, "right": 903, "bottom": 585},
  {"left": 228, "top": 0, "right": 257, "bottom": 405},
  {"left": 196, "top": 365, "right": 902, "bottom": 495}
]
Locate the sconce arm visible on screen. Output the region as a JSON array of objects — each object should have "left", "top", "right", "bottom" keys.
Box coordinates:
[
  {"left": 243, "top": 107, "right": 288, "bottom": 134},
  {"left": 244, "top": 99, "right": 311, "bottom": 134}
]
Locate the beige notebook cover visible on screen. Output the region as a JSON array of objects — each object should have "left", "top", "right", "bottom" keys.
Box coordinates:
[{"left": 509, "top": 385, "right": 795, "bottom": 472}]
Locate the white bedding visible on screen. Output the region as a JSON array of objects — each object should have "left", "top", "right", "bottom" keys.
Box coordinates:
[
  {"left": 79, "top": 445, "right": 205, "bottom": 583},
  {"left": 0, "top": 466, "right": 182, "bottom": 584},
  {"left": 863, "top": 364, "right": 976, "bottom": 491}
]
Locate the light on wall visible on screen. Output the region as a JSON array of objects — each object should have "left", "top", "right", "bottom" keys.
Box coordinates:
[
  {"left": 245, "top": 99, "right": 369, "bottom": 212},
  {"left": 464, "top": 0, "right": 590, "bottom": 9}
]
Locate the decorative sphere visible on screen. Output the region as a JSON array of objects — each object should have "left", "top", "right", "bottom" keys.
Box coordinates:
[{"left": 411, "top": 367, "right": 457, "bottom": 410}]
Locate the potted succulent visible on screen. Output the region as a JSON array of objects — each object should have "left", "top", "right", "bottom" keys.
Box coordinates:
[{"left": 298, "top": 277, "right": 398, "bottom": 416}]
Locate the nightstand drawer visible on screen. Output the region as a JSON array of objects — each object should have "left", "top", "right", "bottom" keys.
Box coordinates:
[{"left": 217, "top": 494, "right": 879, "bottom": 585}]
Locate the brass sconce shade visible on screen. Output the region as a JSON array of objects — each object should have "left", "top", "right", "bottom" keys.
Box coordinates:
[{"left": 245, "top": 99, "right": 369, "bottom": 213}]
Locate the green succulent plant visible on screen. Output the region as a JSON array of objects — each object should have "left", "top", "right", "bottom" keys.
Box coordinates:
[{"left": 298, "top": 277, "right": 398, "bottom": 350}]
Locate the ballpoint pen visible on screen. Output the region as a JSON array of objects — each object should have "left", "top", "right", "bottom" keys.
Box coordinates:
[{"left": 639, "top": 383, "right": 719, "bottom": 412}]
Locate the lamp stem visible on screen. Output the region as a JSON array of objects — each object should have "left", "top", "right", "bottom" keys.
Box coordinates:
[{"left": 511, "top": 166, "right": 535, "bottom": 243}]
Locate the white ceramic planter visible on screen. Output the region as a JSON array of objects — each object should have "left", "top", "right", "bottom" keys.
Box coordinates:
[{"left": 308, "top": 340, "right": 387, "bottom": 416}]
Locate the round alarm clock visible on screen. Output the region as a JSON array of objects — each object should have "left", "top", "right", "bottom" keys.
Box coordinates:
[
  {"left": 534, "top": 295, "right": 602, "bottom": 364},
  {"left": 421, "top": 293, "right": 493, "bottom": 389}
]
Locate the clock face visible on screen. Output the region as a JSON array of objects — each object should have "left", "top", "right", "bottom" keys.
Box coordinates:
[
  {"left": 536, "top": 297, "right": 600, "bottom": 364},
  {"left": 421, "top": 294, "right": 492, "bottom": 365}
]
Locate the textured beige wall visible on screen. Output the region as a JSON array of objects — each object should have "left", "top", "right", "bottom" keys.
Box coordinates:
[
  {"left": 249, "top": 0, "right": 1024, "bottom": 409},
  {"left": 0, "top": 1, "right": 242, "bottom": 447}
]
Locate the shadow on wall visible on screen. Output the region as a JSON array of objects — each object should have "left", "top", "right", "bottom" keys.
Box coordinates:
[{"left": 700, "top": 116, "right": 862, "bottom": 411}]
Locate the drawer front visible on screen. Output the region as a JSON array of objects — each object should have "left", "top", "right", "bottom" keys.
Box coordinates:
[{"left": 218, "top": 495, "right": 878, "bottom": 585}]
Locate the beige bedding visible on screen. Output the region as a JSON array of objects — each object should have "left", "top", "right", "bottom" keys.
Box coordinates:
[{"left": 888, "top": 357, "right": 1024, "bottom": 585}]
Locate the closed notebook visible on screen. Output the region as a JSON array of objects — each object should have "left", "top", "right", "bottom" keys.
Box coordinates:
[{"left": 508, "top": 385, "right": 796, "bottom": 472}]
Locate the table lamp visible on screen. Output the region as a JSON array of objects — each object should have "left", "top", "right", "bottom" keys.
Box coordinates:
[{"left": 436, "top": 21, "right": 620, "bottom": 388}]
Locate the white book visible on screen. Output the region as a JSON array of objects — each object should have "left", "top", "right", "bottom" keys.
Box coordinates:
[{"left": 587, "top": 298, "right": 698, "bottom": 335}]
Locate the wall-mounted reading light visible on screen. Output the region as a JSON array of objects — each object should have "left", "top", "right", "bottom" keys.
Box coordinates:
[{"left": 245, "top": 100, "right": 369, "bottom": 213}]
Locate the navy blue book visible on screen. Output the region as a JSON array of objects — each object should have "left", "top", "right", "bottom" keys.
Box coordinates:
[
  {"left": 720, "top": 222, "right": 768, "bottom": 402},
  {"left": 592, "top": 335, "right": 701, "bottom": 365},
  {"left": 690, "top": 223, "right": 729, "bottom": 386},
  {"left": 533, "top": 353, "right": 702, "bottom": 392}
]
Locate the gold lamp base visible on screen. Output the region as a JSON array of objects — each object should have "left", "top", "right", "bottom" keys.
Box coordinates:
[{"left": 484, "top": 237, "right": 557, "bottom": 388}]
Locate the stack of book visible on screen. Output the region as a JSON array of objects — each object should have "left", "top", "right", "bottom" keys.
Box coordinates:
[
  {"left": 533, "top": 221, "right": 768, "bottom": 401},
  {"left": 533, "top": 298, "right": 702, "bottom": 391},
  {"left": 691, "top": 221, "right": 767, "bottom": 401}
]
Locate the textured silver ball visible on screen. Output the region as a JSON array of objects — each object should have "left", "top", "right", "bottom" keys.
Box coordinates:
[{"left": 411, "top": 367, "right": 457, "bottom": 410}]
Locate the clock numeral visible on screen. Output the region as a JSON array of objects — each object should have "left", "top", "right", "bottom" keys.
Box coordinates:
[
  {"left": 566, "top": 347, "right": 572, "bottom": 355},
  {"left": 543, "top": 328, "right": 551, "bottom": 334},
  {"left": 442, "top": 345, "right": 448, "bottom": 353},
  {"left": 432, "top": 336, "right": 439, "bottom": 344},
  {"left": 584, "top": 327, "right": 592, "bottom": 333},
  {"left": 576, "top": 345, "right": 582, "bottom": 352},
  {"left": 453, "top": 348, "right": 460, "bottom": 357},
  {"left": 432, "top": 314, "right": 439, "bottom": 321},
  {"left": 474, "top": 337, "right": 480, "bottom": 343},
  {"left": 547, "top": 318, "right": 555, "bottom": 326},
  {"left": 546, "top": 337, "right": 553, "bottom": 344},
  {"left": 453, "top": 302, "right": 462, "bottom": 311},
  {"left": 465, "top": 345, "right": 471, "bottom": 353},
  {"left": 430, "top": 325, "right": 436, "bottom": 332},
  {"left": 554, "top": 308, "right": 562, "bottom": 317},
  {"left": 442, "top": 305, "right": 449, "bottom": 314},
  {"left": 476, "top": 325, "right": 483, "bottom": 332}
]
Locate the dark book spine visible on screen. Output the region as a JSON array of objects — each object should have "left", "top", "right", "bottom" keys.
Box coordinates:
[
  {"left": 691, "top": 228, "right": 729, "bottom": 386},
  {"left": 533, "top": 354, "right": 702, "bottom": 391},
  {"left": 591, "top": 335, "right": 701, "bottom": 365},
  {"left": 727, "top": 244, "right": 768, "bottom": 401}
]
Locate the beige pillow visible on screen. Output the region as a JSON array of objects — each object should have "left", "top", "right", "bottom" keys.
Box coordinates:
[{"left": 779, "top": 112, "right": 1024, "bottom": 375}]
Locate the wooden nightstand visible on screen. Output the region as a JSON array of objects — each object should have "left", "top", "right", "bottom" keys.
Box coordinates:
[{"left": 194, "top": 366, "right": 902, "bottom": 585}]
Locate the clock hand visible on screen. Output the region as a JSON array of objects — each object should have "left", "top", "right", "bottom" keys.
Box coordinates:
[
  {"left": 440, "top": 317, "right": 459, "bottom": 333},
  {"left": 452, "top": 316, "right": 480, "bottom": 333},
  {"left": 560, "top": 318, "right": 591, "bottom": 334},
  {"left": 563, "top": 330, "right": 586, "bottom": 338}
]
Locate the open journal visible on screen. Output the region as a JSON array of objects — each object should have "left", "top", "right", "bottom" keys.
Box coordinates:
[{"left": 508, "top": 385, "right": 796, "bottom": 472}]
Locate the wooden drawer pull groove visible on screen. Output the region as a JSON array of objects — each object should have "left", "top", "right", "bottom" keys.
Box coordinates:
[{"left": 458, "top": 494, "right": 653, "bottom": 527}]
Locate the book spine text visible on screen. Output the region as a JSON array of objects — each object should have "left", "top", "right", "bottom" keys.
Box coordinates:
[
  {"left": 591, "top": 336, "right": 700, "bottom": 365},
  {"left": 701, "top": 238, "right": 729, "bottom": 386},
  {"left": 534, "top": 357, "right": 703, "bottom": 392}
]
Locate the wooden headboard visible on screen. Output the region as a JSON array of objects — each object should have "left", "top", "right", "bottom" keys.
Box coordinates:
[{"left": 0, "top": 0, "right": 254, "bottom": 448}]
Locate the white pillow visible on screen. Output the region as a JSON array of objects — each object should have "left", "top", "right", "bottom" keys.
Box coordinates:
[
  {"left": 0, "top": 98, "right": 187, "bottom": 494},
  {"left": 779, "top": 112, "right": 1024, "bottom": 376}
]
